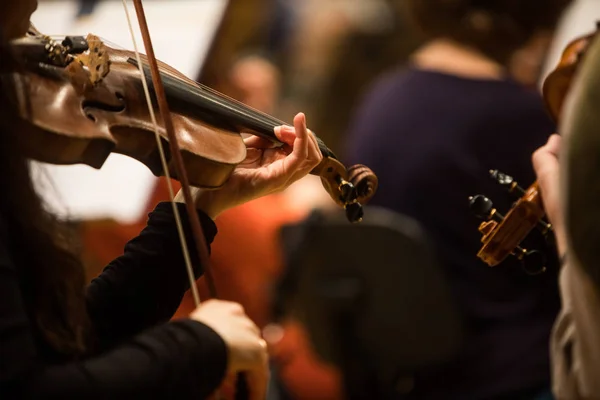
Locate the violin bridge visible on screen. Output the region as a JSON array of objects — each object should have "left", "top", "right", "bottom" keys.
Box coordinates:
[{"left": 65, "top": 61, "right": 92, "bottom": 94}]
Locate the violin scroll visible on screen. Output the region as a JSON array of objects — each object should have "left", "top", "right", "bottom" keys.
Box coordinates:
[
  {"left": 469, "top": 171, "right": 552, "bottom": 274},
  {"left": 348, "top": 164, "right": 379, "bottom": 202},
  {"left": 314, "top": 157, "right": 378, "bottom": 222}
]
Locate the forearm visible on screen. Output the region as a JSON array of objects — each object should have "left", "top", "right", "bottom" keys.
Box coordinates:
[
  {"left": 86, "top": 202, "right": 217, "bottom": 348},
  {"left": 8, "top": 320, "right": 227, "bottom": 399}
]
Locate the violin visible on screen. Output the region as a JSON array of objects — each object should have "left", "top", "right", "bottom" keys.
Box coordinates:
[
  {"left": 3, "top": 2, "right": 378, "bottom": 398},
  {"left": 469, "top": 24, "right": 599, "bottom": 273},
  {"left": 6, "top": 25, "right": 378, "bottom": 224}
]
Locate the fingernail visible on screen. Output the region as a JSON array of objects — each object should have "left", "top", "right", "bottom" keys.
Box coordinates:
[{"left": 263, "top": 324, "right": 285, "bottom": 344}]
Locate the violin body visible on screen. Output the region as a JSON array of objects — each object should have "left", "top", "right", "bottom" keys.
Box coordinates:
[
  {"left": 12, "top": 29, "right": 249, "bottom": 188},
  {"left": 543, "top": 30, "right": 597, "bottom": 122},
  {"left": 7, "top": 26, "right": 377, "bottom": 221},
  {"left": 470, "top": 24, "right": 600, "bottom": 270}
]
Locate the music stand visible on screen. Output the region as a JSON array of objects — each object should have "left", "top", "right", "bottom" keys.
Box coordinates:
[{"left": 271, "top": 207, "right": 464, "bottom": 399}]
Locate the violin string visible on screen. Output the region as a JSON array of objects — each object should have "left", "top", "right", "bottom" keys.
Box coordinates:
[
  {"left": 62, "top": 31, "right": 328, "bottom": 156},
  {"left": 142, "top": 66, "right": 284, "bottom": 136},
  {"left": 165, "top": 74, "right": 335, "bottom": 156},
  {"left": 50, "top": 33, "right": 287, "bottom": 139},
  {"left": 190, "top": 79, "right": 287, "bottom": 126},
  {"left": 148, "top": 62, "right": 287, "bottom": 128},
  {"left": 134, "top": 59, "right": 334, "bottom": 162},
  {"left": 155, "top": 73, "right": 335, "bottom": 162},
  {"left": 137, "top": 62, "right": 294, "bottom": 140},
  {"left": 121, "top": 0, "right": 201, "bottom": 307}
]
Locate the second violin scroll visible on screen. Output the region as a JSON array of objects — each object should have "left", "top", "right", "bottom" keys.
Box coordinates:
[
  {"left": 469, "top": 171, "right": 552, "bottom": 275},
  {"left": 469, "top": 23, "right": 600, "bottom": 271},
  {"left": 7, "top": 28, "right": 378, "bottom": 222}
]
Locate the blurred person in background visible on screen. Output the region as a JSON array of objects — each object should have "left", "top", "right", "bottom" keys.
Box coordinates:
[
  {"left": 203, "top": 4, "right": 422, "bottom": 399},
  {"left": 136, "top": 48, "right": 337, "bottom": 399},
  {"left": 198, "top": 52, "right": 341, "bottom": 400},
  {"left": 227, "top": 54, "right": 281, "bottom": 116},
  {"left": 344, "top": 1, "right": 572, "bottom": 399}
]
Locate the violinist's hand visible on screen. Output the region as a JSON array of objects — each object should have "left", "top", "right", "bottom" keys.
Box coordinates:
[
  {"left": 175, "top": 112, "right": 322, "bottom": 218},
  {"left": 190, "top": 300, "right": 268, "bottom": 400},
  {"left": 532, "top": 134, "right": 567, "bottom": 255}
]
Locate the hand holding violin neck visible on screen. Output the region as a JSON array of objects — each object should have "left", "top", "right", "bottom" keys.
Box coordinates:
[{"left": 120, "top": 48, "right": 379, "bottom": 220}]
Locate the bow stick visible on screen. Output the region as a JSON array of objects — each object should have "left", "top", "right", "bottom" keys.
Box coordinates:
[{"left": 122, "top": 0, "right": 248, "bottom": 398}]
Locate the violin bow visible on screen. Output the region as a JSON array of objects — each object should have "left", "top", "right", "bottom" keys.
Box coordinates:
[{"left": 121, "top": 0, "right": 246, "bottom": 398}]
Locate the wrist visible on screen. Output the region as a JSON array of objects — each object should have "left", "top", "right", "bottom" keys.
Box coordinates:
[
  {"left": 174, "top": 187, "right": 229, "bottom": 220},
  {"left": 193, "top": 189, "right": 229, "bottom": 220}
]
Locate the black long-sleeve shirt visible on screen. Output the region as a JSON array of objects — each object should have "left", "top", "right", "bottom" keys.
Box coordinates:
[{"left": 0, "top": 202, "right": 228, "bottom": 399}]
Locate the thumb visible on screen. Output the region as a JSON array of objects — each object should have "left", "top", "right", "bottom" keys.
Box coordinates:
[
  {"left": 546, "top": 134, "right": 562, "bottom": 156},
  {"left": 532, "top": 135, "right": 560, "bottom": 178}
]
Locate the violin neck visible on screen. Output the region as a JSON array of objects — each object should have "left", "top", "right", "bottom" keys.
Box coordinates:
[{"left": 129, "top": 59, "right": 337, "bottom": 160}]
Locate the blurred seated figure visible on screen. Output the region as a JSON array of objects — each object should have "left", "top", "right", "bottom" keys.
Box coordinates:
[
  {"left": 203, "top": 53, "right": 341, "bottom": 400},
  {"left": 227, "top": 54, "right": 281, "bottom": 115}
]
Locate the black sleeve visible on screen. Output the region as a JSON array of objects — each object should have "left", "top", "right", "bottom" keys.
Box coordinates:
[
  {"left": 0, "top": 214, "right": 228, "bottom": 399},
  {"left": 86, "top": 202, "right": 217, "bottom": 349}
]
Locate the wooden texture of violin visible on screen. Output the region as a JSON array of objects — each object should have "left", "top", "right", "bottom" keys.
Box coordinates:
[
  {"left": 12, "top": 31, "right": 248, "bottom": 188},
  {"left": 7, "top": 28, "right": 378, "bottom": 221},
  {"left": 476, "top": 182, "right": 546, "bottom": 266},
  {"left": 472, "top": 24, "right": 600, "bottom": 268},
  {"left": 542, "top": 30, "right": 596, "bottom": 123}
]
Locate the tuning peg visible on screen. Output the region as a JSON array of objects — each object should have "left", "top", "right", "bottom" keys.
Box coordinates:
[
  {"left": 514, "top": 246, "right": 546, "bottom": 275},
  {"left": 62, "top": 36, "right": 89, "bottom": 53},
  {"left": 536, "top": 220, "right": 552, "bottom": 235},
  {"left": 336, "top": 177, "right": 357, "bottom": 204},
  {"left": 469, "top": 195, "right": 504, "bottom": 222},
  {"left": 489, "top": 170, "right": 526, "bottom": 196},
  {"left": 345, "top": 201, "right": 363, "bottom": 223}
]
